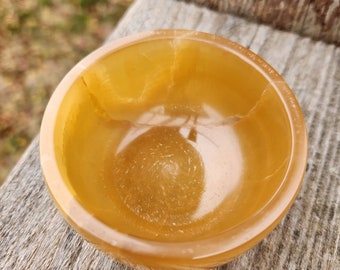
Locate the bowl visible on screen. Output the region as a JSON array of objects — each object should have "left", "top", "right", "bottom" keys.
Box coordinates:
[{"left": 40, "top": 29, "right": 308, "bottom": 269}]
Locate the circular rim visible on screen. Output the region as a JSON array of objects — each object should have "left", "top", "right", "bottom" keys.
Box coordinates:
[{"left": 40, "top": 29, "right": 308, "bottom": 263}]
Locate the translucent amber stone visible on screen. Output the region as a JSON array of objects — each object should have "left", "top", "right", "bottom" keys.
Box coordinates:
[{"left": 40, "top": 30, "right": 307, "bottom": 269}]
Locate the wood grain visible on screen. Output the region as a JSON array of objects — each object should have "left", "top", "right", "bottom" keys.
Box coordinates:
[
  {"left": 179, "top": 0, "right": 340, "bottom": 45},
  {"left": 1, "top": 0, "right": 339, "bottom": 269}
]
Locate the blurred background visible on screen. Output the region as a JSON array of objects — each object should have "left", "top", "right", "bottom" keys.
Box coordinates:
[{"left": 0, "top": 0, "right": 132, "bottom": 185}]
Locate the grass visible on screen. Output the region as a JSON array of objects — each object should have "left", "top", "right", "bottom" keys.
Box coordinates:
[{"left": 0, "top": 0, "right": 132, "bottom": 185}]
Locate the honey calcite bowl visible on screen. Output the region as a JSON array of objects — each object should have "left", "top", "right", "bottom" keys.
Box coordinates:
[{"left": 40, "top": 30, "right": 307, "bottom": 269}]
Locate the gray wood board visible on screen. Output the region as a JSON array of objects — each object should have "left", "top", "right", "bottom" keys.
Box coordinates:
[
  {"left": 178, "top": 0, "right": 340, "bottom": 45},
  {"left": 1, "top": 0, "right": 339, "bottom": 269}
]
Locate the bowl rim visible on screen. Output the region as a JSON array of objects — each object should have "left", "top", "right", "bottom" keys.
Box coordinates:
[{"left": 40, "top": 29, "right": 308, "bottom": 262}]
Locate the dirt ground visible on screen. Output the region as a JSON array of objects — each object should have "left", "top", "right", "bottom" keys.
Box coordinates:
[{"left": 0, "top": 0, "right": 132, "bottom": 184}]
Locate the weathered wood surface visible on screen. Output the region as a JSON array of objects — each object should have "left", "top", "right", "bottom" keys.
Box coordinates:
[
  {"left": 179, "top": 0, "right": 340, "bottom": 45},
  {"left": 1, "top": 0, "right": 339, "bottom": 269}
]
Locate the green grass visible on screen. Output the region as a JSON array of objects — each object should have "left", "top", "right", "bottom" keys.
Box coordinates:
[{"left": 0, "top": 0, "right": 132, "bottom": 184}]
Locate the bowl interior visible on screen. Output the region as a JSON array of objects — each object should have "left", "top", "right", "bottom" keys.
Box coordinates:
[{"left": 54, "top": 37, "right": 292, "bottom": 242}]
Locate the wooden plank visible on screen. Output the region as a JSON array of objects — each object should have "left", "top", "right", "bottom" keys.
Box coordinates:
[
  {"left": 1, "top": 0, "right": 339, "bottom": 269},
  {"left": 178, "top": 0, "right": 340, "bottom": 45}
]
